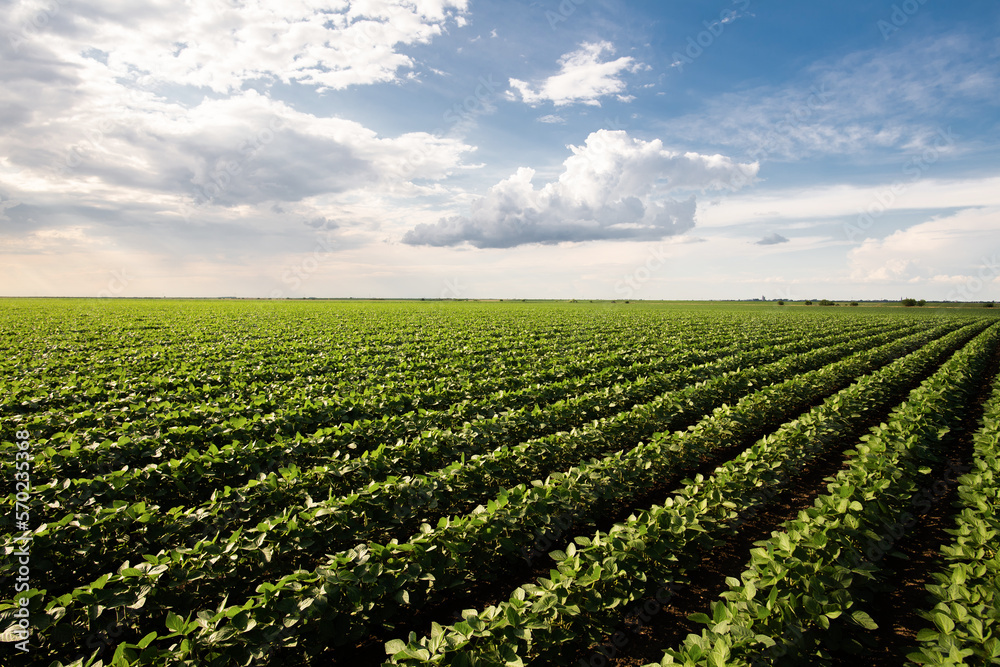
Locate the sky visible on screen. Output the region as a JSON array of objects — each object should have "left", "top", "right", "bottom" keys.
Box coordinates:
[{"left": 1, "top": 0, "right": 998, "bottom": 301}]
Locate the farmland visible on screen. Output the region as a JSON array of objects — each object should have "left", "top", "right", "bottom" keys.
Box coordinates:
[{"left": 2, "top": 299, "right": 1000, "bottom": 666}]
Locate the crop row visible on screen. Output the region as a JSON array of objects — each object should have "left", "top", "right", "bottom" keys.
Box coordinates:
[
  {"left": 8, "top": 306, "right": 749, "bottom": 479},
  {"left": 29, "top": 322, "right": 984, "bottom": 666},
  {"left": 906, "top": 371, "right": 1000, "bottom": 665},
  {"left": 7, "top": 323, "right": 724, "bottom": 474},
  {"left": 22, "top": 318, "right": 922, "bottom": 598},
  {"left": 4, "top": 316, "right": 850, "bottom": 495},
  {"left": 3, "top": 308, "right": 798, "bottom": 435},
  {"left": 379, "top": 308, "right": 993, "bottom": 665},
  {"left": 652, "top": 322, "right": 999, "bottom": 666},
  {"left": 0, "top": 301, "right": 667, "bottom": 407},
  {"left": 16, "top": 319, "right": 905, "bottom": 518},
  {"left": 29, "top": 320, "right": 900, "bottom": 536}
]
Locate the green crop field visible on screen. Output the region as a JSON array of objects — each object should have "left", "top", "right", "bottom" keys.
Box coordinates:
[{"left": 2, "top": 299, "right": 999, "bottom": 666}]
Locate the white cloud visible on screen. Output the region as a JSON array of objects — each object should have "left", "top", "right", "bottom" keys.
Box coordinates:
[
  {"left": 659, "top": 32, "right": 1000, "bottom": 159},
  {"left": 3, "top": 0, "right": 468, "bottom": 93},
  {"left": 0, "top": 0, "right": 477, "bottom": 263},
  {"left": 0, "top": 67, "right": 475, "bottom": 270},
  {"left": 402, "top": 130, "right": 758, "bottom": 248},
  {"left": 0, "top": 85, "right": 473, "bottom": 204},
  {"left": 508, "top": 41, "right": 642, "bottom": 107},
  {"left": 847, "top": 207, "right": 1000, "bottom": 294},
  {"left": 697, "top": 175, "right": 1000, "bottom": 229}
]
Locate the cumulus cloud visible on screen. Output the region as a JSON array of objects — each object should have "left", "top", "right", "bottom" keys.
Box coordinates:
[
  {"left": 755, "top": 232, "right": 789, "bottom": 245},
  {"left": 403, "top": 130, "right": 759, "bottom": 248},
  {"left": 508, "top": 41, "right": 643, "bottom": 107}
]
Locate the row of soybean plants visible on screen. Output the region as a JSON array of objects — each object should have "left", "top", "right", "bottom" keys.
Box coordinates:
[
  {"left": 3, "top": 313, "right": 845, "bottom": 535},
  {"left": 645, "top": 321, "right": 1000, "bottom": 666},
  {"left": 906, "top": 367, "right": 1000, "bottom": 665},
  {"left": 378, "top": 321, "right": 994, "bottom": 666},
  {"left": 28, "top": 316, "right": 906, "bottom": 559},
  {"left": 10, "top": 316, "right": 890, "bottom": 528},
  {"left": 0, "top": 300, "right": 614, "bottom": 435},
  {"left": 2, "top": 306, "right": 710, "bottom": 472},
  {"left": 7, "top": 302, "right": 771, "bottom": 426},
  {"left": 33, "top": 322, "right": 977, "bottom": 666},
  {"left": 23, "top": 317, "right": 917, "bottom": 602},
  {"left": 0, "top": 310, "right": 826, "bottom": 501}
]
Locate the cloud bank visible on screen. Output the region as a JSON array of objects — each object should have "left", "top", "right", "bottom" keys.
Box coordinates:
[
  {"left": 848, "top": 206, "right": 1000, "bottom": 291},
  {"left": 0, "top": 0, "right": 475, "bottom": 262}
]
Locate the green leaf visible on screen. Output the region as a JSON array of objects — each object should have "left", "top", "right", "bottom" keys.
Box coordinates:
[
  {"left": 851, "top": 610, "right": 878, "bottom": 630},
  {"left": 534, "top": 593, "right": 558, "bottom": 612},
  {"left": 932, "top": 612, "right": 954, "bottom": 634},
  {"left": 165, "top": 611, "right": 184, "bottom": 633},
  {"left": 385, "top": 639, "right": 407, "bottom": 655},
  {"left": 915, "top": 628, "right": 939, "bottom": 642}
]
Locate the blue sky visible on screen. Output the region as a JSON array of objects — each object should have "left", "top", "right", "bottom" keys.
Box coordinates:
[{"left": 1, "top": 0, "right": 998, "bottom": 300}]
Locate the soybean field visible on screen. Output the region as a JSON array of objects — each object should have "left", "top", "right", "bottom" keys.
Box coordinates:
[{"left": 2, "top": 299, "right": 999, "bottom": 666}]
